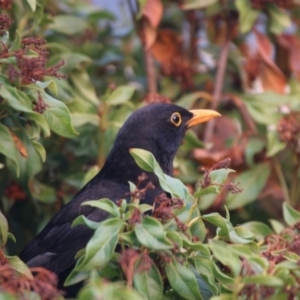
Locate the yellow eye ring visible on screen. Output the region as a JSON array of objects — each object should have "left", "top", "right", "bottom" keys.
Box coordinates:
[{"left": 170, "top": 112, "right": 182, "bottom": 127}]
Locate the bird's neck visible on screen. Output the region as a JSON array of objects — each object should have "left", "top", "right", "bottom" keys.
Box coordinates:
[{"left": 98, "top": 145, "right": 174, "bottom": 186}]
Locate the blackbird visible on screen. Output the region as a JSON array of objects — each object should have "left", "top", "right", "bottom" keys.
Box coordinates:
[{"left": 19, "top": 103, "right": 220, "bottom": 294}]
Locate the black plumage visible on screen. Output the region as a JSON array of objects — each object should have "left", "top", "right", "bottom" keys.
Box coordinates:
[{"left": 19, "top": 103, "right": 219, "bottom": 294}]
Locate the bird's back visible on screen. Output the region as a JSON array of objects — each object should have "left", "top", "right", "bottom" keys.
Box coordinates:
[{"left": 19, "top": 178, "right": 130, "bottom": 273}]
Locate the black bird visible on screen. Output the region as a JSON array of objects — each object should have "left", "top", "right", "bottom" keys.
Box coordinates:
[{"left": 19, "top": 103, "right": 219, "bottom": 294}]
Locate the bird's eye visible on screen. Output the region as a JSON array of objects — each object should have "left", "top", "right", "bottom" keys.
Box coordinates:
[{"left": 170, "top": 112, "right": 182, "bottom": 127}]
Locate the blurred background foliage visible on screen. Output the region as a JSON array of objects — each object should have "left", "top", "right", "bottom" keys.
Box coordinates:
[{"left": 1, "top": 0, "right": 300, "bottom": 264}]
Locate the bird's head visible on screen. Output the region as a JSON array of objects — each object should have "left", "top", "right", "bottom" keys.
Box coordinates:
[{"left": 104, "top": 103, "right": 220, "bottom": 180}]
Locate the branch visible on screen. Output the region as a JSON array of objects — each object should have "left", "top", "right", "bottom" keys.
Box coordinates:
[
  {"left": 204, "top": 37, "right": 230, "bottom": 143},
  {"left": 204, "top": 12, "right": 236, "bottom": 143},
  {"left": 227, "top": 93, "right": 257, "bottom": 134},
  {"left": 143, "top": 43, "right": 157, "bottom": 94}
]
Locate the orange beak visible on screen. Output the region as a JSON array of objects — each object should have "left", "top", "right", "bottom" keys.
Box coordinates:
[{"left": 187, "top": 109, "right": 221, "bottom": 128}]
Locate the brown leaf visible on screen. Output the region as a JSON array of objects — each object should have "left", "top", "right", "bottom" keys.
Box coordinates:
[
  {"left": 259, "top": 172, "right": 284, "bottom": 220},
  {"left": 139, "top": 19, "right": 157, "bottom": 49},
  {"left": 141, "top": 0, "right": 163, "bottom": 29},
  {"left": 260, "top": 62, "right": 287, "bottom": 94},
  {"left": 207, "top": 13, "right": 239, "bottom": 45},
  {"left": 150, "top": 29, "right": 182, "bottom": 65},
  {"left": 239, "top": 43, "right": 261, "bottom": 87},
  {"left": 193, "top": 116, "right": 244, "bottom": 168},
  {"left": 143, "top": 92, "right": 171, "bottom": 104},
  {"left": 255, "top": 31, "right": 287, "bottom": 94},
  {"left": 150, "top": 29, "right": 194, "bottom": 89},
  {"left": 119, "top": 249, "right": 140, "bottom": 288},
  {"left": 240, "top": 31, "right": 287, "bottom": 93},
  {"left": 277, "top": 34, "right": 300, "bottom": 80},
  {"left": 10, "top": 130, "right": 28, "bottom": 158},
  {"left": 139, "top": 0, "right": 163, "bottom": 49},
  {"left": 193, "top": 148, "right": 231, "bottom": 167},
  {"left": 209, "top": 116, "right": 240, "bottom": 151}
]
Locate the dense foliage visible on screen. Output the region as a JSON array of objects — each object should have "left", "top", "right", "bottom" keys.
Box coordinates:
[{"left": 1, "top": 0, "right": 300, "bottom": 299}]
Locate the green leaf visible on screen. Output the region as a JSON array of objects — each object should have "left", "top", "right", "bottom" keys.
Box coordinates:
[
  {"left": 105, "top": 85, "right": 136, "bottom": 106},
  {"left": 82, "top": 198, "right": 120, "bottom": 218},
  {"left": 232, "top": 226, "right": 254, "bottom": 242},
  {"left": 266, "top": 130, "right": 286, "bottom": 157},
  {"left": 35, "top": 80, "right": 58, "bottom": 96},
  {"left": 0, "top": 209, "right": 8, "bottom": 246},
  {"left": 209, "top": 240, "right": 241, "bottom": 276},
  {"left": 7, "top": 256, "right": 33, "bottom": 278},
  {"left": 192, "top": 269, "right": 214, "bottom": 300},
  {"left": 71, "top": 113, "right": 100, "bottom": 127},
  {"left": 0, "top": 123, "right": 20, "bottom": 176},
  {"left": 195, "top": 186, "right": 218, "bottom": 198},
  {"left": 130, "top": 148, "right": 156, "bottom": 172},
  {"left": 31, "top": 179, "right": 57, "bottom": 204},
  {"left": 230, "top": 242, "right": 260, "bottom": 258},
  {"left": 49, "top": 15, "right": 89, "bottom": 35},
  {"left": 24, "top": 0, "right": 36, "bottom": 12},
  {"left": 78, "top": 277, "right": 144, "bottom": 300},
  {"left": 179, "top": 232, "right": 210, "bottom": 254},
  {"left": 51, "top": 53, "right": 92, "bottom": 72},
  {"left": 189, "top": 217, "right": 206, "bottom": 242},
  {"left": 81, "top": 165, "right": 100, "bottom": 187},
  {"left": 283, "top": 202, "right": 300, "bottom": 226},
  {"left": 32, "top": 141, "right": 46, "bottom": 162},
  {"left": 193, "top": 258, "right": 219, "bottom": 296},
  {"left": 210, "top": 168, "right": 235, "bottom": 185},
  {"left": 166, "top": 231, "right": 183, "bottom": 248},
  {"left": 235, "top": 0, "right": 260, "bottom": 34},
  {"left": 225, "top": 163, "right": 270, "bottom": 210},
  {"left": 165, "top": 259, "right": 202, "bottom": 300},
  {"left": 65, "top": 258, "right": 90, "bottom": 286},
  {"left": 133, "top": 258, "right": 163, "bottom": 300},
  {"left": 9, "top": 30, "right": 21, "bottom": 51},
  {"left": 72, "top": 215, "right": 99, "bottom": 230},
  {"left": 197, "top": 193, "right": 217, "bottom": 211},
  {"left": 228, "top": 227, "right": 254, "bottom": 244},
  {"left": 269, "top": 219, "right": 284, "bottom": 234},
  {"left": 182, "top": 0, "right": 217, "bottom": 9},
  {"left": 119, "top": 231, "right": 140, "bottom": 246},
  {"left": 210, "top": 295, "right": 236, "bottom": 300},
  {"left": 211, "top": 261, "right": 234, "bottom": 286},
  {"left": 70, "top": 72, "right": 99, "bottom": 105},
  {"left": 7, "top": 233, "right": 16, "bottom": 243},
  {"left": 242, "top": 275, "right": 283, "bottom": 287},
  {"left": 42, "top": 92, "right": 78, "bottom": 138},
  {"left": 135, "top": 216, "right": 173, "bottom": 250},
  {"left": 0, "top": 84, "right": 32, "bottom": 113},
  {"left": 195, "top": 168, "right": 235, "bottom": 210},
  {"left": 0, "top": 30, "right": 9, "bottom": 45},
  {"left": 202, "top": 213, "right": 229, "bottom": 236},
  {"left": 130, "top": 148, "right": 194, "bottom": 202},
  {"left": 7, "top": 130, "right": 42, "bottom": 183},
  {"left": 245, "top": 137, "right": 266, "bottom": 166},
  {"left": 26, "top": 112, "right": 51, "bottom": 137},
  {"left": 203, "top": 212, "right": 253, "bottom": 244},
  {"left": 268, "top": 4, "right": 291, "bottom": 35},
  {"left": 77, "top": 218, "right": 124, "bottom": 271},
  {"left": 241, "top": 221, "right": 273, "bottom": 241}
]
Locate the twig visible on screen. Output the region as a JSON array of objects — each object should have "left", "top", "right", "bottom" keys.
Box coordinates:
[
  {"left": 128, "top": 0, "right": 157, "bottom": 94},
  {"left": 227, "top": 93, "right": 257, "bottom": 134},
  {"left": 186, "top": 11, "right": 199, "bottom": 65},
  {"left": 272, "top": 157, "right": 290, "bottom": 205},
  {"left": 290, "top": 154, "right": 300, "bottom": 207},
  {"left": 204, "top": 14, "right": 233, "bottom": 143},
  {"left": 143, "top": 43, "right": 157, "bottom": 94}
]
